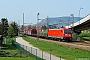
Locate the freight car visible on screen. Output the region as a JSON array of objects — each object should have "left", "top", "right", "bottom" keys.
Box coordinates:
[{"left": 31, "top": 28, "right": 37, "bottom": 36}]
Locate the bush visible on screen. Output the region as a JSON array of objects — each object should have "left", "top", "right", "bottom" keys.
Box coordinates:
[
  {"left": 79, "top": 32, "right": 90, "bottom": 37},
  {"left": 72, "top": 33, "right": 78, "bottom": 41},
  {"left": 82, "top": 37, "right": 90, "bottom": 41},
  {"left": 79, "top": 32, "right": 90, "bottom": 41}
]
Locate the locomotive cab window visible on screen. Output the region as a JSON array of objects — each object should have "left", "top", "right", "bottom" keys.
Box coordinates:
[{"left": 64, "top": 30, "right": 71, "bottom": 34}]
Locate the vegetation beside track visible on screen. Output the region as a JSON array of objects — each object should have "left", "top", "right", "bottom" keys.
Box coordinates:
[
  {"left": 22, "top": 36, "right": 90, "bottom": 60},
  {"left": 79, "top": 32, "right": 90, "bottom": 41},
  {"left": 0, "top": 37, "right": 37, "bottom": 60},
  {"left": 0, "top": 57, "right": 35, "bottom": 60}
]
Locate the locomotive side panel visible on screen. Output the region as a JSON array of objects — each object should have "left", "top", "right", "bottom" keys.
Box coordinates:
[{"left": 48, "top": 29, "right": 64, "bottom": 38}]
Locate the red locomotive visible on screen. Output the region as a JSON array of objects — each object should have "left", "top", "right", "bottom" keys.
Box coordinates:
[{"left": 48, "top": 28, "right": 72, "bottom": 41}]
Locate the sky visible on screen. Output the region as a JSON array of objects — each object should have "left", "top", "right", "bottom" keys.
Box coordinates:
[{"left": 0, "top": 0, "right": 90, "bottom": 25}]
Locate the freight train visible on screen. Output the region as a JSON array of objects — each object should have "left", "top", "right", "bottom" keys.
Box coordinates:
[{"left": 22, "top": 27, "right": 72, "bottom": 41}]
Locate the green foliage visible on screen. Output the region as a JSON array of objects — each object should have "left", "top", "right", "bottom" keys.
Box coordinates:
[
  {"left": 0, "top": 38, "right": 37, "bottom": 60},
  {"left": 0, "top": 24, "right": 3, "bottom": 35},
  {"left": 79, "top": 32, "right": 90, "bottom": 37},
  {"left": 21, "top": 25, "right": 24, "bottom": 30},
  {"left": 11, "top": 37, "right": 16, "bottom": 41},
  {"left": 8, "top": 21, "right": 18, "bottom": 37},
  {"left": 22, "top": 36, "right": 90, "bottom": 60},
  {"left": 0, "top": 57, "right": 36, "bottom": 60},
  {"left": 0, "top": 18, "right": 9, "bottom": 36},
  {"left": 72, "top": 33, "right": 78, "bottom": 41},
  {"left": 52, "top": 24, "right": 57, "bottom": 29},
  {"left": 77, "top": 32, "right": 90, "bottom": 41},
  {"left": 42, "top": 25, "right": 47, "bottom": 30},
  {"left": 38, "top": 30, "right": 48, "bottom": 37},
  {"left": 12, "top": 40, "right": 44, "bottom": 60},
  {"left": 82, "top": 37, "right": 90, "bottom": 41},
  {"left": 7, "top": 26, "right": 14, "bottom": 37}
]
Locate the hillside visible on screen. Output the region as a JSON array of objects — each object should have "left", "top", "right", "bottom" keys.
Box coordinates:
[{"left": 37, "top": 17, "right": 81, "bottom": 28}]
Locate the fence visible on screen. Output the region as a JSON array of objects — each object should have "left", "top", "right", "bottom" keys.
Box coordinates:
[{"left": 12, "top": 40, "right": 62, "bottom": 60}]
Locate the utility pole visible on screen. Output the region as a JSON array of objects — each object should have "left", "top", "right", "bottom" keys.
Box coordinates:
[
  {"left": 18, "top": 20, "right": 20, "bottom": 27},
  {"left": 71, "top": 14, "right": 74, "bottom": 40},
  {"left": 18, "top": 20, "right": 20, "bottom": 36},
  {"left": 79, "top": 7, "right": 83, "bottom": 24},
  {"left": 37, "top": 13, "right": 39, "bottom": 40},
  {"left": 47, "top": 16, "right": 49, "bottom": 31},
  {"left": 23, "top": 13, "right": 24, "bottom": 34},
  {"left": 22, "top": 13, "right": 25, "bottom": 35}
]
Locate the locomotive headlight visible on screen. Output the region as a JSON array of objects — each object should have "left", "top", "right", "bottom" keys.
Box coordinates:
[{"left": 64, "top": 34, "right": 67, "bottom": 36}]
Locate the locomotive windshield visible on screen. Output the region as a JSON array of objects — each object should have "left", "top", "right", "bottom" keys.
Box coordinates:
[{"left": 64, "top": 30, "right": 71, "bottom": 34}]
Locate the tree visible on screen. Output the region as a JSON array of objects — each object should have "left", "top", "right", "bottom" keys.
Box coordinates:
[
  {"left": 28, "top": 25, "right": 32, "bottom": 28},
  {"left": 42, "top": 25, "right": 47, "bottom": 30},
  {"left": 52, "top": 24, "right": 57, "bottom": 29},
  {"left": 21, "top": 25, "right": 24, "bottom": 30},
  {"left": 0, "top": 18, "right": 9, "bottom": 36},
  {"left": 7, "top": 26, "right": 14, "bottom": 37},
  {"left": 3, "top": 19, "right": 9, "bottom": 36},
  {"left": 0, "top": 23, "right": 3, "bottom": 35},
  {"left": 8, "top": 21, "right": 18, "bottom": 37}
]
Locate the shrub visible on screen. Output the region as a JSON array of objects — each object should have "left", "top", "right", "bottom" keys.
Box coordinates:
[
  {"left": 72, "top": 33, "right": 78, "bottom": 41},
  {"left": 79, "top": 32, "right": 90, "bottom": 37},
  {"left": 82, "top": 37, "right": 90, "bottom": 41}
]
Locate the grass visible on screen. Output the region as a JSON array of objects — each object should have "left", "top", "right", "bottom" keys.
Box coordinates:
[
  {"left": 0, "top": 57, "right": 36, "bottom": 60},
  {"left": 11, "top": 37, "right": 16, "bottom": 41},
  {"left": 22, "top": 36, "right": 90, "bottom": 60},
  {"left": 0, "top": 37, "right": 38, "bottom": 60}
]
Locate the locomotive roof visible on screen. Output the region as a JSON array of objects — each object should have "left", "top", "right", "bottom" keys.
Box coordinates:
[{"left": 49, "top": 28, "right": 71, "bottom": 30}]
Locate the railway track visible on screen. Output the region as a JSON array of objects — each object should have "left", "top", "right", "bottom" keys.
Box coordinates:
[
  {"left": 71, "top": 41, "right": 90, "bottom": 46},
  {"left": 27, "top": 36, "right": 90, "bottom": 51}
]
